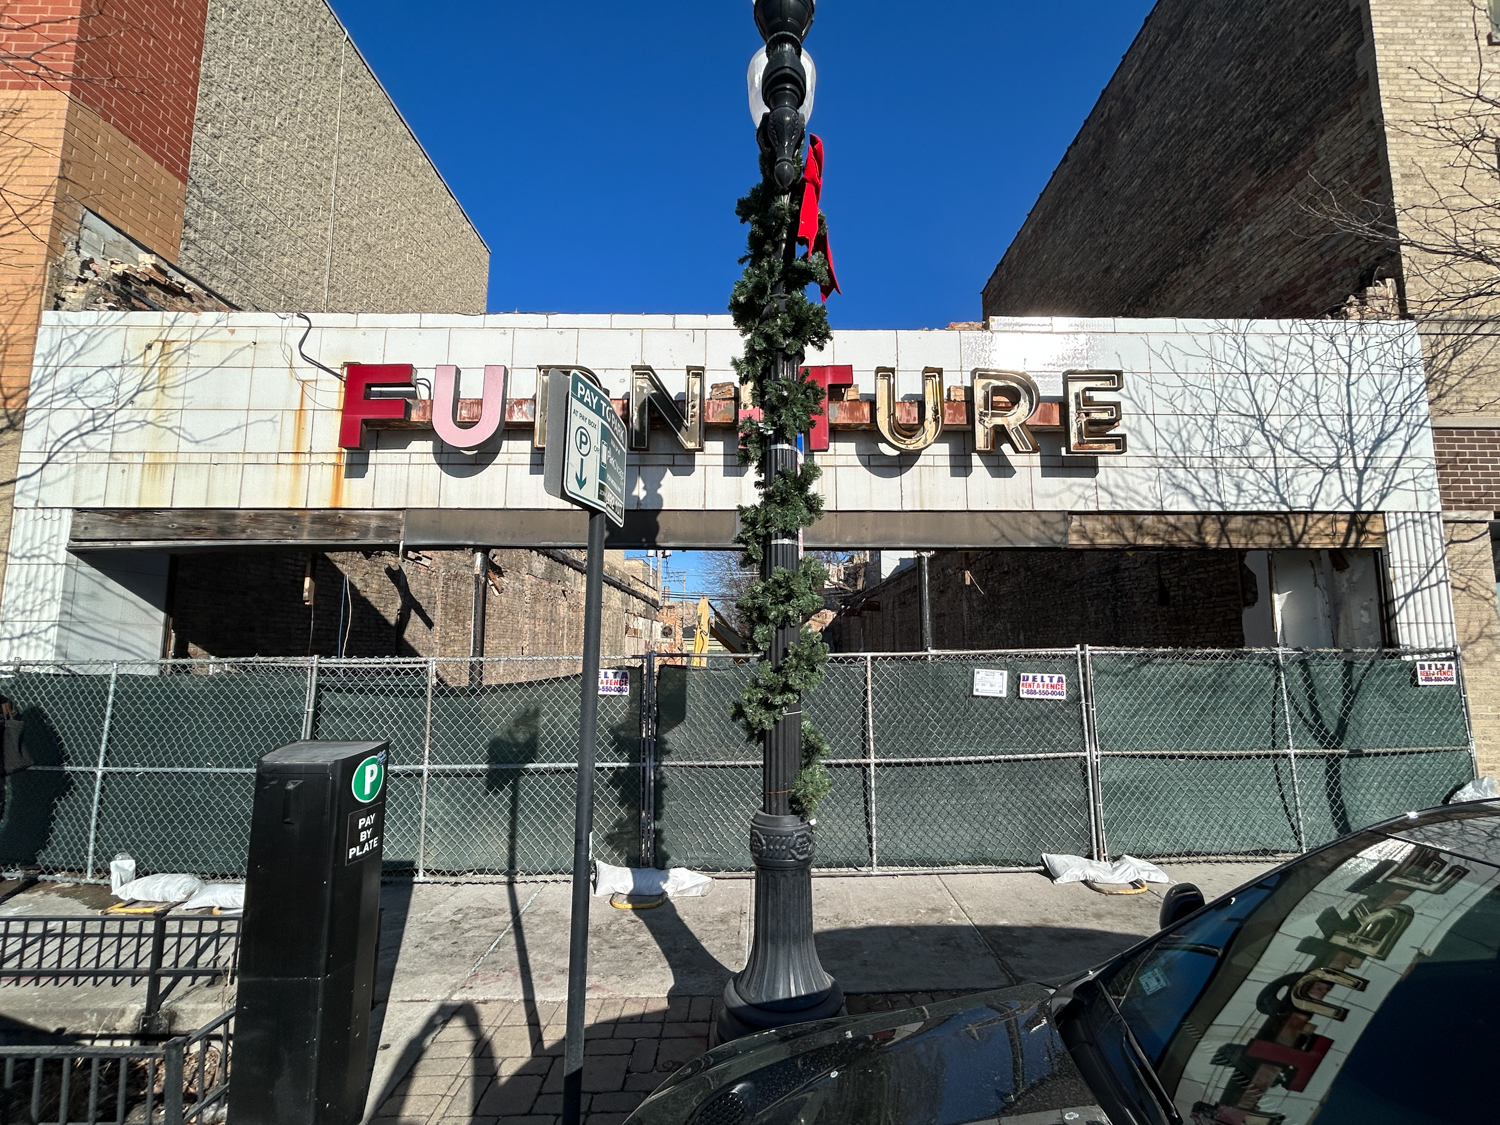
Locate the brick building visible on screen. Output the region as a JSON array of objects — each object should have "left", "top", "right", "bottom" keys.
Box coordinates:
[
  {"left": 0, "top": 0, "right": 490, "bottom": 640},
  {"left": 0, "top": 0, "right": 652, "bottom": 667},
  {"left": 979, "top": 0, "right": 1500, "bottom": 772},
  {"left": 166, "top": 548, "right": 662, "bottom": 666}
]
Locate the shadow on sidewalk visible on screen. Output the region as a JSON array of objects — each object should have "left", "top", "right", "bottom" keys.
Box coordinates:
[
  {"left": 367, "top": 921, "right": 1147, "bottom": 1124},
  {"left": 631, "top": 897, "right": 731, "bottom": 998}
]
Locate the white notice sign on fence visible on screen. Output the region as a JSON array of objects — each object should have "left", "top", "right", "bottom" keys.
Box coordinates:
[
  {"left": 598, "top": 669, "right": 630, "bottom": 696},
  {"left": 1019, "top": 673, "right": 1067, "bottom": 701},
  {"left": 972, "top": 669, "right": 1008, "bottom": 698},
  {"left": 1415, "top": 661, "right": 1457, "bottom": 687}
]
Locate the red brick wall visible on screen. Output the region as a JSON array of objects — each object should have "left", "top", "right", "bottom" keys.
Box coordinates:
[
  {"left": 0, "top": 0, "right": 207, "bottom": 182},
  {"left": 1434, "top": 429, "right": 1500, "bottom": 511}
]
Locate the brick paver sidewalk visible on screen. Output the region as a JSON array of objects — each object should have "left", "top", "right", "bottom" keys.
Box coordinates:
[{"left": 371, "top": 992, "right": 969, "bottom": 1125}]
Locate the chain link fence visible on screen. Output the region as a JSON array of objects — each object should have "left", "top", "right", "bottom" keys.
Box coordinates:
[{"left": 0, "top": 648, "right": 1476, "bottom": 880}]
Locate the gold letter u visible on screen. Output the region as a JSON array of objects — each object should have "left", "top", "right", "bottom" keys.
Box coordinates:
[{"left": 875, "top": 366, "right": 943, "bottom": 453}]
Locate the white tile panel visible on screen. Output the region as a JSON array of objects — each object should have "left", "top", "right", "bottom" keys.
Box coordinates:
[
  {"left": 511, "top": 329, "right": 579, "bottom": 371},
  {"left": 705, "top": 329, "right": 744, "bottom": 373},
  {"left": 1096, "top": 463, "right": 1162, "bottom": 510},
  {"left": 633, "top": 458, "right": 708, "bottom": 510},
  {"left": 609, "top": 314, "right": 675, "bottom": 330},
  {"left": 311, "top": 327, "right": 389, "bottom": 368},
  {"left": 382, "top": 330, "right": 449, "bottom": 367},
  {"left": 577, "top": 329, "right": 643, "bottom": 371},
  {"left": 238, "top": 461, "right": 310, "bottom": 509},
  {"left": 447, "top": 328, "right": 513, "bottom": 371},
  {"left": 641, "top": 330, "right": 710, "bottom": 371},
  {"left": 171, "top": 462, "right": 212, "bottom": 507},
  {"left": 895, "top": 330, "right": 962, "bottom": 374},
  {"left": 177, "top": 409, "right": 249, "bottom": 455},
  {"left": 204, "top": 462, "right": 244, "bottom": 507},
  {"left": 419, "top": 314, "right": 485, "bottom": 329},
  {"left": 544, "top": 314, "right": 613, "bottom": 329},
  {"left": 1031, "top": 462, "right": 1100, "bottom": 510},
  {"left": 504, "top": 459, "right": 554, "bottom": 509}
]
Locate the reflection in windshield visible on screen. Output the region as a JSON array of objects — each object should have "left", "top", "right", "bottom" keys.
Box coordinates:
[{"left": 1102, "top": 832, "right": 1500, "bottom": 1125}]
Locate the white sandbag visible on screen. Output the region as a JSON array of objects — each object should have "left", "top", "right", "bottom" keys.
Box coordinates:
[
  {"left": 180, "top": 883, "right": 245, "bottom": 912},
  {"left": 109, "top": 853, "right": 136, "bottom": 896},
  {"left": 662, "top": 868, "right": 713, "bottom": 898},
  {"left": 1449, "top": 776, "right": 1499, "bottom": 803},
  {"left": 593, "top": 860, "right": 712, "bottom": 899},
  {"left": 1042, "top": 853, "right": 1173, "bottom": 886},
  {"left": 116, "top": 873, "right": 204, "bottom": 904}
]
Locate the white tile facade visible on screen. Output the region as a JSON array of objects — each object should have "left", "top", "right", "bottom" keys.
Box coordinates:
[
  {"left": 1, "top": 312, "right": 1452, "bottom": 660},
  {"left": 17, "top": 312, "right": 1441, "bottom": 521}
]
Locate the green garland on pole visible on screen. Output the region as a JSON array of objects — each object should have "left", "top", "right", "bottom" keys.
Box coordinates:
[{"left": 728, "top": 149, "right": 836, "bottom": 821}]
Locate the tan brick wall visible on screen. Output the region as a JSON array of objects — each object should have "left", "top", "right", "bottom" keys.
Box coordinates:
[
  {"left": 0, "top": 87, "right": 187, "bottom": 618},
  {"left": 1445, "top": 517, "right": 1500, "bottom": 775},
  {"left": 1366, "top": 0, "right": 1500, "bottom": 417},
  {"left": 0, "top": 89, "right": 69, "bottom": 606},
  {"left": 0, "top": 90, "right": 68, "bottom": 403},
  {"left": 55, "top": 98, "right": 187, "bottom": 260}
]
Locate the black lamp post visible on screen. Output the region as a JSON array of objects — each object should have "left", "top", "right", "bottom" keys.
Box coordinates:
[{"left": 718, "top": 0, "right": 843, "bottom": 1043}]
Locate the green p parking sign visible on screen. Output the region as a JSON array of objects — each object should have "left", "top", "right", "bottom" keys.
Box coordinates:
[{"left": 352, "top": 753, "right": 385, "bottom": 803}]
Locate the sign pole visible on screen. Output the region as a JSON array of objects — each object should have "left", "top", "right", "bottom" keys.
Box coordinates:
[
  {"left": 542, "top": 366, "right": 625, "bottom": 1124},
  {"left": 562, "top": 509, "right": 606, "bottom": 1125}
]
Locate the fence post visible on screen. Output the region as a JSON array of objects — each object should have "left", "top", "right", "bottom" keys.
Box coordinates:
[
  {"left": 640, "top": 651, "right": 657, "bottom": 869},
  {"left": 141, "top": 907, "right": 170, "bottom": 1033},
  {"left": 865, "top": 655, "right": 878, "bottom": 872},
  {"left": 162, "top": 1037, "right": 185, "bottom": 1125},
  {"left": 1275, "top": 648, "right": 1307, "bottom": 852},
  {"left": 416, "top": 658, "right": 436, "bottom": 880},
  {"left": 1080, "top": 647, "right": 1108, "bottom": 861},
  {"left": 301, "top": 655, "right": 320, "bottom": 740},
  {"left": 83, "top": 662, "right": 119, "bottom": 881},
  {"left": 1454, "top": 648, "right": 1481, "bottom": 780}
]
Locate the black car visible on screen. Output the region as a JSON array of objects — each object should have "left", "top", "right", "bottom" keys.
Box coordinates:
[{"left": 627, "top": 800, "right": 1500, "bottom": 1125}]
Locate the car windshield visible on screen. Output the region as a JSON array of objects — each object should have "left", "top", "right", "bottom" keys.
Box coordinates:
[{"left": 1097, "top": 820, "right": 1500, "bottom": 1125}]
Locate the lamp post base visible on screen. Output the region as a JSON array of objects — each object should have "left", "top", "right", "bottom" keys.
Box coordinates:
[
  {"left": 716, "top": 812, "right": 844, "bottom": 1043},
  {"left": 718, "top": 974, "right": 845, "bottom": 1042}
]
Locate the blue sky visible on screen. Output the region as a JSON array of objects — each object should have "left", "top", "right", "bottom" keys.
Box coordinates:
[{"left": 326, "top": 1, "right": 1155, "bottom": 330}]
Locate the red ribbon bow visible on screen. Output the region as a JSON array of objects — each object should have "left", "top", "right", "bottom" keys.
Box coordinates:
[{"left": 796, "top": 134, "right": 840, "bottom": 301}]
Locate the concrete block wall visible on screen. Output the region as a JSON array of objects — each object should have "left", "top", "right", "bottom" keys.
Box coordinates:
[{"left": 180, "top": 0, "right": 489, "bottom": 315}]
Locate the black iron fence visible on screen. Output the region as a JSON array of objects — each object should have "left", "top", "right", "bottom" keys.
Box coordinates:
[
  {"left": 0, "top": 649, "right": 1476, "bottom": 878},
  {"left": 0, "top": 912, "right": 239, "bottom": 1033},
  {"left": 0, "top": 1009, "right": 232, "bottom": 1125}
]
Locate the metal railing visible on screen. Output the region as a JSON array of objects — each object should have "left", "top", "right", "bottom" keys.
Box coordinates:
[
  {"left": 0, "top": 648, "right": 1476, "bottom": 879},
  {"left": 0, "top": 1009, "right": 232, "bottom": 1125},
  {"left": 0, "top": 913, "right": 239, "bottom": 1032}
]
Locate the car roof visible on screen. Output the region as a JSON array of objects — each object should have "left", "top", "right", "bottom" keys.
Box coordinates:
[{"left": 1379, "top": 799, "right": 1500, "bottom": 866}]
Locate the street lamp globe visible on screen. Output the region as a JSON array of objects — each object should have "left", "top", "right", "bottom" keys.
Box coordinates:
[{"left": 747, "top": 46, "right": 816, "bottom": 129}]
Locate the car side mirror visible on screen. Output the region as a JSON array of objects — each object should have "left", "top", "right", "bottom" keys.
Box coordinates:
[{"left": 1159, "top": 883, "right": 1205, "bottom": 929}]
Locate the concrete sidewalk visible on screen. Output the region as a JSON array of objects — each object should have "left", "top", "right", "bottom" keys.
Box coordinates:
[{"left": 366, "top": 861, "right": 1274, "bottom": 1124}]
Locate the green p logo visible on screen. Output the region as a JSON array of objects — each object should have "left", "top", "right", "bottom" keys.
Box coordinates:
[{"left": 352, "top": 754, "right": 385, "bottom": 803}]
